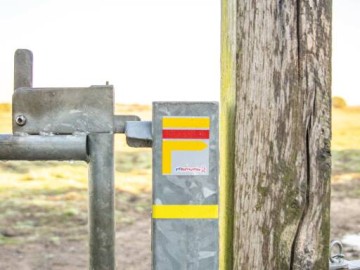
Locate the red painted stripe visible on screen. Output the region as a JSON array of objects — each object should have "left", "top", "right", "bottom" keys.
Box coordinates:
[{"left": 163, "top": 129, "right": 210, "bottom": 139}]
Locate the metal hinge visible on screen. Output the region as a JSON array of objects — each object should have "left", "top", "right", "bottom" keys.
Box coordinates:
[{"left": 330, "top": 240, "right": 360, "bottom": 270}]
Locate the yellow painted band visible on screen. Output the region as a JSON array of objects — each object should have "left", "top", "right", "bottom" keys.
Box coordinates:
[
  {"left": 152, "top": 205, "right": 218, "bottom": 219},
  {"left": 162, "top": 140, "right": 208, "bottom": 174},
  {"left": 163, "top": 117, "right": 210, "bottom": 128}
]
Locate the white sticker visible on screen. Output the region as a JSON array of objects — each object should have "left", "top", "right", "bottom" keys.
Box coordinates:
[{"left": 162, "top": 117, "right": 210, "bottom": 175}]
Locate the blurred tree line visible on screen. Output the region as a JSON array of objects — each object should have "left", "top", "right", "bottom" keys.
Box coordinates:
[{"left": 333, "top": 96, "right": 347, "bottom": 109}]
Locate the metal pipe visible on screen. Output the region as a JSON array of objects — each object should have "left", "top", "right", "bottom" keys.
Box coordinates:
[
  {"left": 88, "top": 133, "right": 115, "bottom": 270},
  {"left": 14, "top": 49, "right": 33, "bottom": 90},
  {"left": 113, "top": 115, "right": 140, "bottom": 133},
  {"left": 0, "top": 135, "right": 87, "bottom": 161}
]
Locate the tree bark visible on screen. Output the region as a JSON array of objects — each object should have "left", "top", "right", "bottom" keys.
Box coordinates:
[{"left": 226, "top": 1, "right": 332, "bottom": 269}]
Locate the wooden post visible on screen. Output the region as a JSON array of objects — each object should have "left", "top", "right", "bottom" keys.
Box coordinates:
[{"left": 221, "top": 1, "right": 332, "bottom": 269}]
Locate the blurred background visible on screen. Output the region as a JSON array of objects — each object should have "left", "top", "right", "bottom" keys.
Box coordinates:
[{"left": 0, "top": 0, "right": 359, "bottom": 269}]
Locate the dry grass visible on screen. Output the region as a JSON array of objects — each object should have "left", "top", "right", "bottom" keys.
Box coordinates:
[
  {"left": 332, "top": 107, "right": 360, "bottom": 150},
  {"left": 0, "top": 103, "right": 11, "bottom": 134},
  {"left": 332, "top": 106, "right": 360, "bottom": 182}
]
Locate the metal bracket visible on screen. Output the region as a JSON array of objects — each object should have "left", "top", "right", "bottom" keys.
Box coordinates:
[
  {"left": 12, "top": 86, "right": 143, "bottom": 135},
  {"left": 125, "top": 121, "right": 152, "bottom": 147},
  {"left": 13, "top": 86, "right": 115, "bottom": 134}
]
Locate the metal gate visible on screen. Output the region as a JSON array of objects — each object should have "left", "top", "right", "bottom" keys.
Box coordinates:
[{"left": 0, "top": 49, "right": 219, "bottom": 270}]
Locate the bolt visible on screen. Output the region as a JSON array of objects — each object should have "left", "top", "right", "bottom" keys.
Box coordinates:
[{"left": 15, "top": 115, "right": 27, "bottom": 126}]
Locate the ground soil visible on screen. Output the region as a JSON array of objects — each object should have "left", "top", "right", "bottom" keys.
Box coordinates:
[
  {"left": 0, "top": 199, "right": 152, "bottom": 270},
  {"left": 0, "top": 182, "right": 359, "bottom": 269}
]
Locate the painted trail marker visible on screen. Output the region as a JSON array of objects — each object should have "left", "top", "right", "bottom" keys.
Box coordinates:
[
  {"left": 152, "top": 102, "right": 219, "bottom": 270},
  {"left": 162, "top": 116, "right": 210, "bottom": 175}
]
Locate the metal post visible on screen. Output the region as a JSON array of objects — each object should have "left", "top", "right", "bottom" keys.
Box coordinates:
[
  {"left": 88, "top": 133, "right": 115, "bottom": 270},
  {"left": 152, "top": 102, "right": 219, "bottom": 270},
  {"left": 14, "top": 49, "right": 33, "bottom": 90}
]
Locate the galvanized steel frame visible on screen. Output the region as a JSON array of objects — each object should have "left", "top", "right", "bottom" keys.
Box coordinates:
[{"left": 0, "top": 49, "right": 148, "bottom": 270}]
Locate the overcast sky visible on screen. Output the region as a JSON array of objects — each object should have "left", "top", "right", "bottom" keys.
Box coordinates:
[{"left": 0, "top": 0, "right": 359, "bottom": 105}]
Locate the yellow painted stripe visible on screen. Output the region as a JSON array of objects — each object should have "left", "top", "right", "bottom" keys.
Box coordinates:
[
  {"left": 163, "top": 117, "right": 210, "bottom": 129},
  {"left": 162, "top": 140, "right": 208, "bottom": 174},
  {"left": 152, "top": 205, "right": 218, "bottom": 219}
]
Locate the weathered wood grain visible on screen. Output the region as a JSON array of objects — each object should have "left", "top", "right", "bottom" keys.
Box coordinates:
[{"left": 225, "top": 0, "right": 332, "bottom": 269}]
